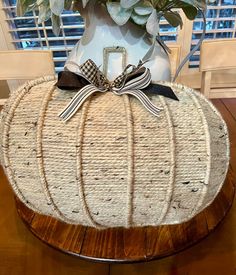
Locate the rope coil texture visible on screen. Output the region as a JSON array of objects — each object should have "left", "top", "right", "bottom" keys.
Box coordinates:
[{"left": 0, "top": 77, "right": 230, "bottom": 229}]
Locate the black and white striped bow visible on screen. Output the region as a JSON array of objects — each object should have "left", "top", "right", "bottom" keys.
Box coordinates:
[{"left": 56, "top": 59, "right": 178, "bottom": 121}]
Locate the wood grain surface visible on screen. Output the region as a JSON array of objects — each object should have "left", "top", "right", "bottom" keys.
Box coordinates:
[
  {"left": 0, "top": 98, "right": 236, "bottom": 274},
  {"left": 15, "top": 168, "right": 235, "bottom": 264}
]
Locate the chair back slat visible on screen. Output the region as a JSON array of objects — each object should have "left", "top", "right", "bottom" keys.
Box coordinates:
[
  {"left": 200, "top": 39, "right": 236, "bottom": 72},
  {"left": 0, "top": 50, "right": 55, "bottom": 80},
  {"left": 168, "top": 45, "right": 181, "bottom": 77}
]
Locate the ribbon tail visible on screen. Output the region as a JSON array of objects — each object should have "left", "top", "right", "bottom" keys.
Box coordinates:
[
  {"left": 56, "top": 70, "right": 91, "bottom": 90},
  {"left": 118, "top": 89, "right": 163, "bottom": 117},
  {"left": 59, "top": 84, "right": 100, "bottom": 122},
  {"left": 144, "top": 83, "right": 179, "bottom": 101}
]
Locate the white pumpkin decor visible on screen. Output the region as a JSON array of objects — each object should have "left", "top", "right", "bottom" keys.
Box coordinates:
[
  {"left": 0, "top": 0, "right": 229, "bottom": 230},
  {"left": 0, "top": 77, "right": 229, "bottom": 229}
]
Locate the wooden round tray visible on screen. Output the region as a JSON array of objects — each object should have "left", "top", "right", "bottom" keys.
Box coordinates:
[{"left": 16, "top": 168, "right": 235, "bottom": 263}]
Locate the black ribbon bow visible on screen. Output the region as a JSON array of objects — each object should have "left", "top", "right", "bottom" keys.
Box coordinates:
[{"left": 56, "top": 59, "right": 178, "bottom": 121}]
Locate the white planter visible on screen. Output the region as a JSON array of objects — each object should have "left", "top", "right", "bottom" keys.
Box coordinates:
[{"left": 66, "top": 1, "right": 171, "bottom": 81}]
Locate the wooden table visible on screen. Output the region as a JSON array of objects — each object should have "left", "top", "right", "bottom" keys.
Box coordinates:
[{"left": 15, "top": 166, "right": 235, "bottom": 263}]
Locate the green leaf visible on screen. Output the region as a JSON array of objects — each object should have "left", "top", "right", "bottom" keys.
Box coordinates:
[
  {"left": 120, "top": 0, "right": 141, "bottom": 9},
  {"left": 16, "top": 0, "right": 36, "bottom": 16},
  {"left": 164, "top": 11, "right": 183, "bottom": 28},
  {"left": 180, "top": 0, "right": 206, "bottom": 10},
  {"left": 106, "top": 3, "right": 133, "bottom": 26},
  {"left": 131, "top": 12, "right": 150, "bottom": 25},
  {"left": 36, "top": 0, "right": 44, "bottom": 5},
  {"left": 154, "top": 0, "right": 168, "bottom": 9},
  {"left": 134, "top": 1, "right": 153, "bottom": 16},
  {"left": 51, "top": 13, "right": 61, "bottom": 36},
  {"left": 38, "top": 1, "right": 51, "bottom": 23},
  {"left": 64, "top": 0, "right": 73, "bottom": 10},
  {"left": 49, "top": 0, "right": 64, "bottom": 16},
  {"left": 182, "top": 5, "right": 198, "bottom": 20},
  {"left": 146, "top": 9, "right": 160, "bottom": 36}
]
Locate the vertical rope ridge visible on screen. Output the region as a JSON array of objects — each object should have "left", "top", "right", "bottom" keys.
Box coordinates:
[
  {"left": 2, "top": 84, "right": 39, "bottom": 211},
  {"left": 158, "top": 96, "right": 176, "bottom": 224},
  {"left": 2, "top": 77, "right": 54, "bottom": 211},
  {"left": 76, "top": 98, "right": 105, "bottom": 229},
  {"left": 191, "top": 87, "right": 230, "bottom": 201},
  {"left": 188, "top": 92, "right": 210, "bottom": 216},
  {"left": 155, "top": 82, "right": 210, "bottom": 220},
  {"left": 36, "top": 85, "right": 76, "bottom": 223},
  {"left": 167, "top": 81, "right": 229, "bottom": 205},
  {"left": 123, "top": 95, "right": 135, "bottom": 228}
]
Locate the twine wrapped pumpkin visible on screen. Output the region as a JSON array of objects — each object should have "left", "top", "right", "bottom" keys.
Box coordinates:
[{"left": 0, "top": 76, "right": 229, "bottom": 229}]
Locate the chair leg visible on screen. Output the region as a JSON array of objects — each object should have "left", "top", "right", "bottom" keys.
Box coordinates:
[{"left": 201, "top": 71, "right": 212, "bottom": 98}]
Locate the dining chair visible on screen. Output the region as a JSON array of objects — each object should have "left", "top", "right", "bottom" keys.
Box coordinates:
[
  {"left": 200, "top": 39, "right": 236, "bottom": 98},
  {"left": 0, "top": 50, "right": 55, "bottom": 105}
]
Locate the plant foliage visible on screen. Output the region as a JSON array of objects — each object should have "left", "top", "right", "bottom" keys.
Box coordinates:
[{"left": 16, "top": 0, "right": 207, "bottom": 35}]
